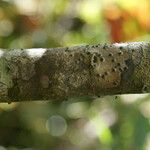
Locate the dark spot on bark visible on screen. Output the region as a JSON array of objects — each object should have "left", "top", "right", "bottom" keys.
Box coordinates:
[
  {"left": 119, "top": 67, "right": 123, "bottom": 72},
  {"left": 125, "top": 59, "right": 133, "bottom": 66},
  {"left": 113, "top": 81, "right": 118, "bottom": 86},
  {"left": 86, "top": 45, "right": 89, "bottom": 48},
  {"left": 65, "top": 47, "right": 69, "bottom": 52},
  {"left": 7, "top": 101, "right": 11, "bottom": 104},
  {"left": 115, "top": 96, "right": 118, "bottom": 99},
  {"left": 132, "top": 49, "right": 135, "bottom": 52},
  {"left": 96, "top": 74, "right": 101, "bottom": 77},
  {"left": 118, "top": 51, "right": 123, "bottom": 55},
  {"left": 98, "top": 53, "right": 102, "bottom": 57},
  {"left": 112, "top": 59, "right": 116, "bottom": 62},
  {"left": 108, "top": 53, "right": 113, "bottom": 57},
  {"left": 69, "top": 53, "right": 73, "bottom": 57},
  {"left": 93, "top": 55, "right": 98, "bottom": 63},
  {"left": 86, "top": 51, "right": 91, "bottom": 55},
  {"left": 100, "top": 57, "right": 105, "bottom": 62},
  {"left": 142, "top": 86, "right": 148, "bottom": 93},
  {"left": 6, "top": 66, "right": 10, "bottom": 73},
  {"left": 79, "top": 57, "right": 83, "bottom": 61},
  {"left": 123, "top": 66, "right": 128, "bottom": 71},
  {"left": 101, "top": 74, "right": 105, "bottom": 79},
  {"left": 119, "top": 46, "right": 123, "bottom": 50},
  {"left": 117, "top": 63, "right": 121, "bottom": 66},
  {"left": 112, "top": 68, "right": 117, "bottom": 72},
  {"left": 103, "top": 44, "right": 107, "bottom": 49},
  {"left": 104, "top": 72, "right": 108, "bottom": 75}
]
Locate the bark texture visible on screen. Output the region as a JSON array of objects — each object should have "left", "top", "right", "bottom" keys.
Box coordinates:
[{"left": 0, "top": 42, "right": 150, "bottom": 103}]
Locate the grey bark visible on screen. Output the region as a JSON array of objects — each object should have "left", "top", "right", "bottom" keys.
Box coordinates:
[{"left": 0, "top": 42, "right": 149, "bottom": 103}]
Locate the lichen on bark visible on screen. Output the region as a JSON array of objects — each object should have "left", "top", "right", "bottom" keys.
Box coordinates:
[
  {"left": 0, "top": 42, "right": 149, "bottom": 103},
  {"left": 132, "top": 42, "right": 150, "bottom": 93}
]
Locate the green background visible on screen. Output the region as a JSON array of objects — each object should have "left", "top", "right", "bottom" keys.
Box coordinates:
[{"left": 0, "top": 0, "right": 150, "bottom": 150}]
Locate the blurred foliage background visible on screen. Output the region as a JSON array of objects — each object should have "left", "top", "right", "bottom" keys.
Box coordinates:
[{"left": 0, "top": 0, "right": 150, "bottom": 150}]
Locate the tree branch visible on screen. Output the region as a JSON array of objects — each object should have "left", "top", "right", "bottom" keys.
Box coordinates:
[{"left": 0, "top": 42, "right": 149, "bottom": 103}]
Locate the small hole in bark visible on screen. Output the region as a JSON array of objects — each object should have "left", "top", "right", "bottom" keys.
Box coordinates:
[
  {"left": 142, "top": 86, "right": 148, "bottom": 93},
  {"left": 103, "top": 44, "right": 107, "bottom": 49},
  {"left": 112, "top": 68, "right": 117, "bottom": 72},
  {"left": 101, "top": 74, "right": 105, "bottom": 79},
  {"left": 7, "top": 101, "right": 11, "bottom": 104},
  {"left": 108, "top": 53, "right": 113, "bottom": 57},
  {"left": 79, "top": 57, "right": 83, "bottom": 61},
  {"left": 119, "top": 67, "right": 123, "bottom": 72},
  {"left": 104, "top": 71, "right": 108, "bottom": 75},
  {"left": 100, "top": 57, "right": 105, "bottom": 62},
  {"left": 69, "top": 53, "right": 73, "bottom": 57},
  {"left": 119, "top": 46, "right": 123, "bottom": 50},
  {"left": 6, "top": 66, "right": 10, "bottom": 73},
  {"left": 114, "top": 96, "right": 118, "bottom": 99},
  {"left": 98, "top": 53, "right": 102, "bottom": 57},
  {"left": 65, "top": 47, "right": 69, "bottom": 52},
  {"left": 93, "top": 55, "right": 98, "bottom": 63},
  {"left": 96, "top": 74, "right": 101, "bottom": 77},
  {"left": 113, "top": 81, "right": 118, "bottom": 86},
  {"left": 118, "top": 51, "right": 123, "bottom": 55},
  {"left": 123, "top": 66, "right": 128, "bottom": 70},
  {"left": 117, "top": 63, "right": 121, "bottom": 66},
  {"left": 112, "top": 59, "right": 116, "bottom": 62},
  {"left": 86, "top": 51, "right": 91, "bottom": 55}
]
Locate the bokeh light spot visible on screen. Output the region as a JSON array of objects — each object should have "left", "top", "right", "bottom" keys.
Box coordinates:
[
  {"left": 46, "top": 115, "right": 67, "bottom": 137},
  {"left": 0, "top": 20, "right": 13, "bottom": 37}
]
